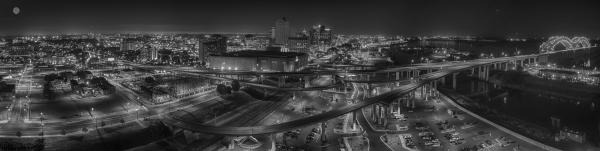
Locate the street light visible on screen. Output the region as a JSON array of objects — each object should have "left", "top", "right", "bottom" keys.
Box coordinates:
[
  {"left": 90, "top": 107, "right": 95, "bottom": 119},
  {"left": 40, "top": 112, "right": 45, "bottom": 136},
  {"left": 135, "top": 108, "right": 139, "bottom": 120}
]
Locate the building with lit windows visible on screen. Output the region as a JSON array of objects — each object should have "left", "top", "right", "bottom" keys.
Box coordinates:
[
  {"left": 272, "top": 17, "right": 291, "bottom": 45},
  {"left": 207, "top": 50, "right": 307, "bottom": 72},
  {"left": 198, "top": 35, "right": 228, "bottom": 65},
  {"left": 287, "top": 36, "right": 309, "bottom": 53},
  {"left": 140, "top": 46, "right": 159, "bottom": 62},
  {"left": 309, "top": 24, "right": 333, "bottom": 45},
  {"left": 120, "top": 38, "right": 142, "bottom": 51}
]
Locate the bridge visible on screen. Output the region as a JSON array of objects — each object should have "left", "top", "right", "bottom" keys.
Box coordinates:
[
  {"left": 540, "top": 36, "right": 591, "bottom": 53},
  {"left": 162, "top": 44, "right": 595, "bottom": 136},
  {"left": 0, "top": 36, "right": 592, "bottom": 150}
]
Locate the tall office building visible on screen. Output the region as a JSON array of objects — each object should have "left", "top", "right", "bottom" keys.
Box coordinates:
[
  {"left": 198, "top": 35, "right": 228, "bottom": 65},
  {"left": 287, "top": 36, "right": 309, "bottom": 53},
  {"left": 309, "top": 24, "right": 333, "bottom": 45},
  {"left": 121, "top": 38, "right": 141, "bottom": 51},
  {"left": 272, "top": 17, "right": 291, "bottom": 45},
  {"left": 140, "top": 46, "right": 159, "bottom": 62}
]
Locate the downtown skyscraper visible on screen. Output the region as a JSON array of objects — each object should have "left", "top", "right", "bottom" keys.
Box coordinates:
[{"left": 271, "top": 17, "right": 291, "bottom": 46}]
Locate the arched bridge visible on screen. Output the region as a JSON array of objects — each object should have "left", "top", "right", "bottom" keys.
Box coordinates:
[{"left": 540, "top": 36, "right": 591, "bottom": 53}]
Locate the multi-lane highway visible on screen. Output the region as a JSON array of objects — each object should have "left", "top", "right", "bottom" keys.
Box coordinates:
[
  {"left": 0, "top": 47, "right": 591, "bottom": 139},
  {"left": 161, "top": 47, "right": 596, "bottom": 135}
]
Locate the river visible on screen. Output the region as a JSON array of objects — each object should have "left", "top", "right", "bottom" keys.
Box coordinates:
[{"left": 444, "top": 75, "right": 600, "bottom": 150}]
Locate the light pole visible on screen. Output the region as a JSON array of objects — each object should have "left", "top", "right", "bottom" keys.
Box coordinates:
[
  {"left": 90, "top": 107, "right": 95, "bottom": 119},
  {"left": 40, "top": 112, "right": 44, "bottom": 135},
  {"left": 135, "top": 108, "right": 139, "bottom": 120},
  {"left": 213, "top": 108, "right": 217, "bottom": 126}
]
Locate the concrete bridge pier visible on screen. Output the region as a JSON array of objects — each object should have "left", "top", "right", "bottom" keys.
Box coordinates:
[
  {"left": 378, "top": 104, "right": 388, "bottom": 125},
  {"left": 440, "top": 76, "right": 446, "bottom": 85},
  {"left": 304, "top": 76, "right": 310, "bottom": 88},
  {"left": 278, "top": 76, "right": 285, "bottom": 88},
  {"left": 452, "top": 72, "right": 458, "bottom": 89},
  {"left": 371, "top": 104, "right": 377, "bottom": 122},
  {"left": 331, "top": 74, "right": 336, "bottom": 86},
  {"left": 519, "top": 60, "right": 525, "bottom": 67},
  {"left": 484, "top": 65, "right": 489, "bottom": 81}
]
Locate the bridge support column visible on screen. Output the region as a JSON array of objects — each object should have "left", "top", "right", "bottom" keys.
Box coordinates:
[
  {"left": 484, "top": 65, "right": 490, "bottom": 81},
  {"left": 452, "top": 73, "right": 458, "bottom": 89},
  {"left": 331, "top": 74, "right": 336, "bottom": 86},
  {"left": 371, "top": 104, "right": 376, "bottom": 120},
  {"left": 520, "top": 60, "right": 524, "bottom": 67},
  {"left": 440, "top": 76, "right": 446, "bottom": 86},
  {"left": 376, "top": 105, "right": 382, "bottom": 125},
  {"left": 304, "top": 76, "right": 310, "bottom": 88},
  {"left": 278, "top": 76, "right": 285, "bottom": 88},
  {"left": 470, "top": 80, "right": 475, "bottom": 93},
  {"left": 396, "top": 72, "right": 400, "bottom": 80},
  {"left": 470, "top": 68, "right": 475, "bottom": 76},
  {"left": 377, "top": 105, "right": 387, "bottom": 125},
  {"left": 477, "top": 66, "right": 482, "bottom": 80},
  {"left": 411, "top": 96, "right": 416, "bottom": 109},
  {"left": 352, "top": 112, "right": 358, "bottom": 130},
  {"left": 424, "top": 85, "right": 429, "bottom": 101}
]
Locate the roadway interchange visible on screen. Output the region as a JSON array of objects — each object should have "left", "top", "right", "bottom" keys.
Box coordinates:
[
  {"left": 163, "top": 63, "right": 478, "bottom": 135},
  {"left": 162, "top": 48, "right": 593, "bottom": 135},
  {"left": 0, "top": 47, "right": 588, "bottom": 139}
]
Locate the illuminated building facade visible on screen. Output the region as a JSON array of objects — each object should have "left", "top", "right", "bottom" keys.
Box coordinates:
[
  {"left": 207, "top": 50, "right": 307, "bottom": 72},
  {"left": 198, "top": 35, "right": 228, "bottom": 65},
  {"left": 272, "top": 17, "right": 290, "bottom": 45},
  {"left": 309, "top": 24, "right": 333, "bottom": 45}
]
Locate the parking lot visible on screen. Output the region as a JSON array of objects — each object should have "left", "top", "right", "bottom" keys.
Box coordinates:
[{"left": 378, "top": 88, "right": 544, "bottom": 151}]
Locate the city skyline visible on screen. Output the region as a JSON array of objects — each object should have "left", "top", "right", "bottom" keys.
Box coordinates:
[
  {"left": 1, "top": 0, "right": 600, "bottom": 36},
  {"left": 1, "top": 1, "right": 600, "bottom": 150}
]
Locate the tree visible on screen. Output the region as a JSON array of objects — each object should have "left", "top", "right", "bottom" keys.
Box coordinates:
[
  {"left": 75, "top": 70, "right": 92, "bottom": 80},
  {"left": 231, "top": 80, "right": 240, "bottom": 91},
  {"left": 385, "top": 49, "right": 412, "bottom": 66},
  {"left": 59, "top": 71, "right": 74, "bottom": 82},
  {"left": 145, "top": 77, "right": 158, "bottom": 85},
  {"left": 216, "top": 84, "right": 227, "bottom": 95},
  {"left": 43, "top": 82, "right": 55, "bottom": 99},
  {"left": 44, "top": 73, "right": 59, "bottom": 83},
  {"left": 225, "top": 86, "right": 232, "bottom": 94},
  {"left": 516, "top": 65, "right": 524, "bottom": 72},
  {"left": 70, "top": 80, "right": 78, "bottom": 87}
]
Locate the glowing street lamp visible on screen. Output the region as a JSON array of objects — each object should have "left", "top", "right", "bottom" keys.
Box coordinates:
[{"left": 90, "top": 108, "right": 95, "bottom": 119}]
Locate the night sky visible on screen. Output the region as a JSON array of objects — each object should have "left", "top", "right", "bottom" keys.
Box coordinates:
[{"left": 1, "top": 0, "right": 599, "bottom": 36}]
